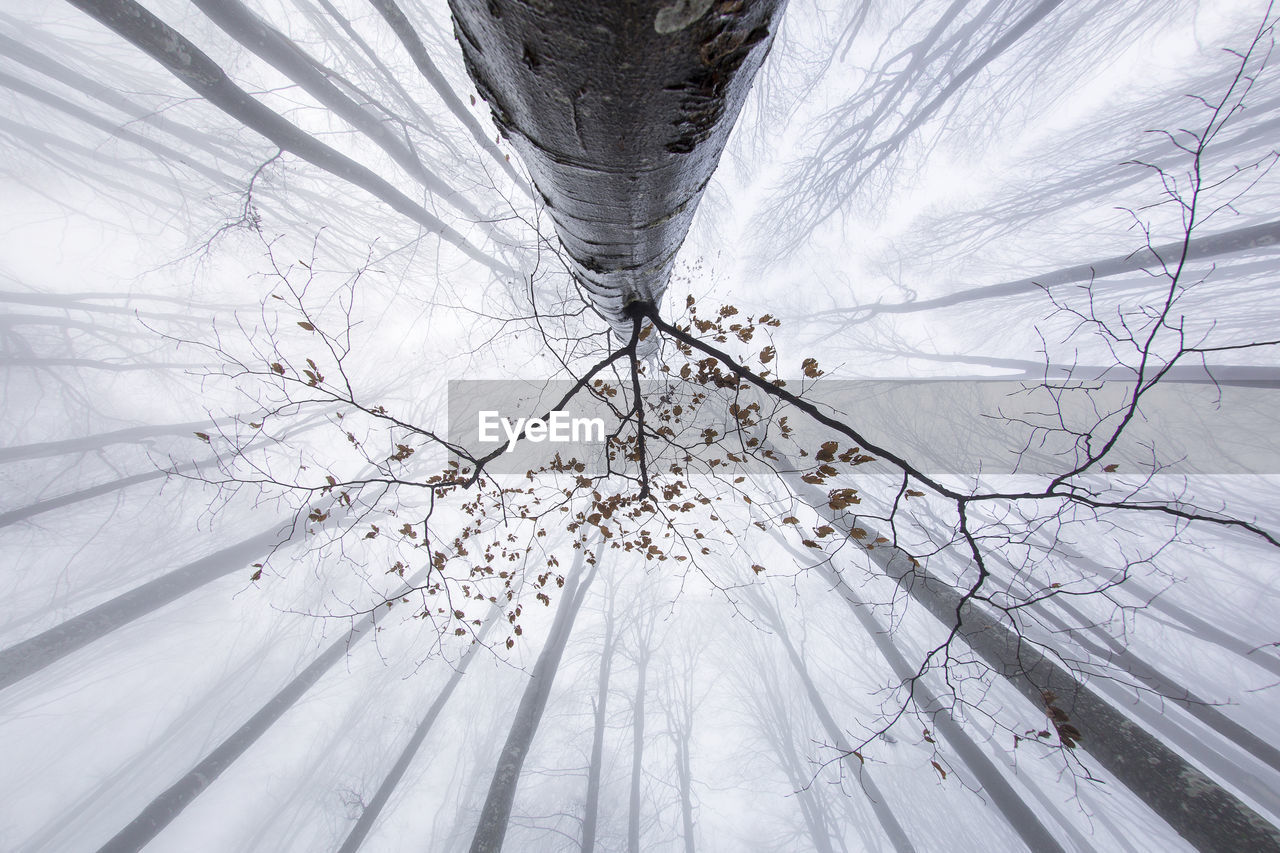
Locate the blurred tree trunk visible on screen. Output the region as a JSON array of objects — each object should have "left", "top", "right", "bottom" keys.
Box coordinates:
[
  {"left": 468, "top": 542, "right": 600, "bottom": 853},
  {"left": 96, "top": 568, "right": 431, "bottom": 853},
  {"left": 62, "top": 0, "right": 510, "bottom": 276},
  {"left": 338, "top": 605, "right": 501, "bottom": 853},
  {"left": 581, "top": 585, "right": 617, "bottom": 853},
  {"left": 747, "top": 588, "right": 916, "bottom": 853},
  {"left": 627, "top": 627, "right": 651, "bottom": 853},
  {"left": 779, "top": 465, "right": 1280, "bottom": 852},
  {"left": 764, "top": 529, "right": 1067, "bottom": 853}
]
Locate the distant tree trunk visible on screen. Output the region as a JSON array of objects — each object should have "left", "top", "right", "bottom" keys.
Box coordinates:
[
  {"left": 63, "top": 0, "right": 511, "bottom": 276},
  {"left": 0, "top": 28, "right": 231, "bottom": 160},
  {"left": 0, "top": 66, "right": 241, "bottom": 190},
  {"left": 749, "top": 677, "right": 842, "bottom": 853},
  {"left": 1001, "top": 561, "right": 1280, "bottom": 812},
  {"left": 0, "top": 523, "right": 288, "bottom": 691},
  {"left": 661, "top": 635, "right": 702, "bottom": 853},
  {"left": 446, "top": 0, "right": 784, "bottom": 333},
  {"left": 0, "top": 418, "right": 229, "bottom": 464},
  {"left": 811, "top": 218, "right": 1280, "bottom": 322},
  {"left": 749, "top": 590, "right": 916, "bottom": 853},
  {"left": 765, "top": 529, "right": 1066, "bottom": 853},
  {"left": 0, "top": 407, "right": 332, "bottom": 529},
  {"left": 1, "top": 416, "right": 348, "bottom": 692},
  {"left": 188, "top": 0, "right": 491, "bottom": 224},
  {"left": 95, "top": 568, "right": 430, "bottom": 853},
  {"left": 1069, "top": 554, "right": 1280, "bottom": 680},
  {"left": 0, "top": 460, "right": 201, "bottom": 529},
  {"left": 627, "top": 641, "right": 649, "bottom": 853},
  {"left": 365, "top": 0, "right": 529, "bottom": 195},
  {"left": 673, "top": 719, "right": 695, "bottom": 853},
  {"left": 468, "top": 542, "right": 601, "bottom": 853},
  {"left": 337, "top": 605, "right": 501, "bottom": 853},
  {"left": 581, "top": 587, "right": 617, "bottom": 853},
  {"left": 780, "top": 467, "right": 1280, "bottom": 852}
]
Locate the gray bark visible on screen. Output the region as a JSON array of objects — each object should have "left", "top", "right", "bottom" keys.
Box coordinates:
[
  {"left": 1035, "top": 575, "right": 1280, "bottom": 777},
  {"left": 446, "top": 0, "right": 784, "bottom": 333}
]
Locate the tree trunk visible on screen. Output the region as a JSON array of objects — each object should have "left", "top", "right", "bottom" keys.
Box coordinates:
[
  {"left": 63, "top": 0, "right": 510, "bottom": 277},
  {"left": 337, "top": 605, "right": 501, "bottom": 853},
  {"left": 750, "top": 678, "right": 842, "bottom": 853},
  {"left": 188, "top": 0, "right": 490, "bottom": 224},
  {"left": 674, "top": 723, "right": 695, "bottom": 853},
  {"left": 627, "top": 643, "right": 649, "bottom": 853},
  {"left": 446, "top": 0, "right": 785, "bottom": 333},
  {"left": 751, "top": 591, "right": 916, "bottom": 853},
  {"left": 780, "top": 468, "right": 1280, "bottom": 852},
  {"left": 809, "top": 218, "right": 1280, "bottom": 322},
  {"left": 0, "top": 524, "right": 289, "bottom": 691},
  {"left": 468, "top": 542, "right": 600, "bottom": 853},
  {"left": 0, "top": 418, "right": 228, "bottom": 464},
  {"left": 95, "top": 569, "right": 430, "bottom": 853},
  {"left": 581, "top": 588, "right": 616, "bottom": 853},
  {"left": 366, "top": 0, "right": 529, "bottom": 195},
  {"left": 765, "top": 529, "right": 1066, "bottom": 853}
]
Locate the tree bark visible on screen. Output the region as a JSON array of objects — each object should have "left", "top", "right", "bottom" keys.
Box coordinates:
[{"left": 446, "top": 0, "right": 785, "bottom": 333}]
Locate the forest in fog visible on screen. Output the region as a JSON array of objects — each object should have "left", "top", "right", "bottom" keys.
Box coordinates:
[{"left": 2, "top": 0, "right": 1280, "bottom": 850}]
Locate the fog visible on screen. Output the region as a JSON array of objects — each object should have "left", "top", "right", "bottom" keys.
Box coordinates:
[{"left": 2, "top": 1, "right": 1279, "bottom": 851}]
